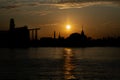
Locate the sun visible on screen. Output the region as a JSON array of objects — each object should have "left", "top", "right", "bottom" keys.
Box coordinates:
[{"left": 66, "top": 24, "right": 71, "bottom": 30}]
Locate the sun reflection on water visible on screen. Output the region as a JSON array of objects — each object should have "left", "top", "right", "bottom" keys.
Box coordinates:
[{"left": 63, "top": 48, "right": 77, "bottom": 80}]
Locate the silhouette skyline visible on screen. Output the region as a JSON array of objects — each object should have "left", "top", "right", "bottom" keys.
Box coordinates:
[
  {"left": 0, "top": 1, "right": 120, "bottom": 80},
  {"left": 0, "top": 18, "right": 120, "bottom": 47}
]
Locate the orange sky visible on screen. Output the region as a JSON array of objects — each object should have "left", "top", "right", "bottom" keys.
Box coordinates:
[{"left": 0, "top": 0, "right": 120, "bottom": 39}]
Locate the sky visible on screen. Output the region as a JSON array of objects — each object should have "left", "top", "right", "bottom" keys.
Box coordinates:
[{"left": 0, "top": 0, "right": 120, "bottom": 39}]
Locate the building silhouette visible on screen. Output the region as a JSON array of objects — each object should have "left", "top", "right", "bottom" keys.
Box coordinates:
[
  {"left": 81, "top": 26, "right": 87, "bottom": 41},
  {"left": 9, "top": 18, "right": 30, "bottom": 47},
  {"left": 0, "top": 31, "right": 9, "bottom": 47},
  {"left": 65, "top": 26, "right": 89, "bottom": 47},
  {"left": 10, "top": 18, "right": 15, "bottom": 31},
  {"left": 39, "top": 27, "right": 88, "bottom": 47},
  {"left": 58, "top": 32, "right": 61, "bottom": 39},
  {"left": 54, "top": 31, "right": 56, "bottom": 39},
  {"left": 0, "top": 18, "right": 30, "bottom": 47},
  {"left": 0, "top": 18, "right": 120, "bottom": 47}
]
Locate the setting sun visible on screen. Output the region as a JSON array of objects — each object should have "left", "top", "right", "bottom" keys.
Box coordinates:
[{"left": 66, "top": 25, "right": 71, "bottom": 30}]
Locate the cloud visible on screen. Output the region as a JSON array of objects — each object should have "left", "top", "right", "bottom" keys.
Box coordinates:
[
  {"left": 49, "top": 0, "right": 120, "bottom": 9},
  {"left": 39, "top": 23, "right": 58, "bottom": 27},
  {"left": 0, "top": 0, "right": 119, "bottom": 18},
  {"left": 54, "top": 1, "right": 118, "bottom": 9},
  {"left": 1, "top": 5, "right": 20, "bottom": 9},
  {"left": 28, "top": 10, "right": 51, "bottom": 16},
  {"left": 57, "top": 0, "right": 120, "bottom": 3},
  {"left": 0, "top": 0, "right": 120, "bottom": 10}
]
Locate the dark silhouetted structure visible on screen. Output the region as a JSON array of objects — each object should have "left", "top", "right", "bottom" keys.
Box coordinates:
[
  {"left": 54, "top": 31, "right": 56, "bottom": 39},
  {"left": 29, "top": 28, "right": 40, "bottom": 41},
  {"left": 0, "top": 31, "right": 9, "bottom": 47},
  {"left": 0, "top": 18, "right": 120, "bottom": 47},
  {"left": 0, "top": 18, "right": 30, "bottom": 48},
  {"left": 9, "top": 19, "right": 30, "bottom": 47},
  {"left": 39, "top": 26, "right": 120, "bottom": 47},
  {"left": 65, "top": 27, "right": 87, "bottom": 47},
  {"left": 29, "top": 28, "right": 40, "bottom": 47},
  {"left": 10, "top": 18, "right": 15, "bottom": 31}
]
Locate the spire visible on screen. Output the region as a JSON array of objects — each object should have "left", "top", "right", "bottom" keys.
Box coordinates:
[
  {"left": 58, "top": 32, "right": 61, "bottom": 39},
  {"left": 81, "top": 25, "right": 85, "bottom": 36},
  {"left": 81, "top": 25, "right": 87, "bottom": 41},
  {"left": 10, "top": 18, "right": 15, "bottom": 31},
  {"left": 82, "top": 25, "right": 83, "bottom": 31},
  {"left": 54, "top": 31, "right": 56, "bottom": 39}
]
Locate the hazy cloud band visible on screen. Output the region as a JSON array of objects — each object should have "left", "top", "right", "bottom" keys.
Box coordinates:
[{"left": 0, "top": 0, "right": 120, "bottom": 9}]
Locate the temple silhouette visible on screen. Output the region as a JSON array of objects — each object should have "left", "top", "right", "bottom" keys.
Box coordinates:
[
  {"left": 39, "top": 27, "right": 89, "bottom": 47},
  {"left": 0, "top": 18, "right": 120, "bottom": 48}
]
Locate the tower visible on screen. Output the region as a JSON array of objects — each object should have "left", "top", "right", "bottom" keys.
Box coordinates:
[
  {"left": 54, "top": 31, "right": 56, "bottom": 39},
  {"left": 81, "top": 25, "right": 87, "bottom": 41},
  {"left": 81, "top": 25, "right": 85, "bottom": 36},
  {"left": 10, "top": 18, "right": 15, "bottom": 31},
  {"left": 58, "top": 32, "right": 61, "bottom": 39}
]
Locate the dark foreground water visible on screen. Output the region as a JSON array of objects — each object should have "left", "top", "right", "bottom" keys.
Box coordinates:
[{"left": 0, "top": 47, "right": 120, "bottom": 80}]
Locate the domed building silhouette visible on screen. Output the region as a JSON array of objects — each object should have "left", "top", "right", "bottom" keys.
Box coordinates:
[
  {"left": 67, "top": 26, "right": 87, "bottom": 41},
  {"left": 66, "top": 26, "right": 87, "bottom": 46}
]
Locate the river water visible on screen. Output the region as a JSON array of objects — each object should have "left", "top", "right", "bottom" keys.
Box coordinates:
[{"left": 0, "top": 47, "right": 120, "bottom": 80}]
